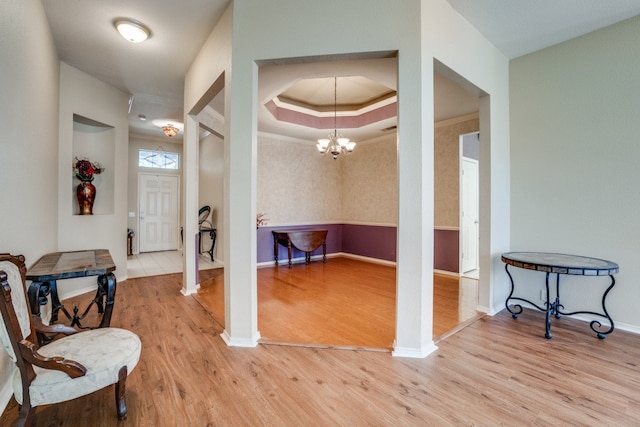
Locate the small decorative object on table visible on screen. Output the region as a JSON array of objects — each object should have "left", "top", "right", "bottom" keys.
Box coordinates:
[{"left": 73, "top": 157, "right": 104, "bottom": 215}]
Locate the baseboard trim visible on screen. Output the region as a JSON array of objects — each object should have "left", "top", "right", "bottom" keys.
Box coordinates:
[
  {"left": 339, "top": 252, "right": 396, "bottom": 267},
  {"left": 392, "top": 341, "right": 438, "bottom": 358},
  {"left": 433, "top": 269, "right": 459, "bottom": 277},
  {"left": 257, "top": 253, "right": 396, "bottom": 268},
  {"left": 220, "top": 330, "right": 260, "bottom": 347},
  {"left": 180, "top": 284, "right": 200, "bottom": 296}
]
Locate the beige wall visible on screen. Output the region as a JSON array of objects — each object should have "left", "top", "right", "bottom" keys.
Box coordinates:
[
  {"left": 510, "top": 15, "right": 640, "bottom": 329},
  {"left": 434, "top": 116, "right": 479, "bottom": 228},
  {"left": 0, "top": 0, "right": 60, "bottom": 411},
  {"left": 57, "top": 63, "right": 129, "bottom": 294}
]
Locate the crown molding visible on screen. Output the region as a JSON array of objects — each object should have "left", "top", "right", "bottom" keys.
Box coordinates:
[{"left": 434, "top": 112, "right": 479, "bottom": 128}]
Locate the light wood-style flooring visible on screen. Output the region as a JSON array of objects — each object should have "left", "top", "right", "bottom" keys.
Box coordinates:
[
  {"left": 194, "top": 257, "right": 480, "bottom": 347},
  {"left": 3, "top": 265, "right": 640, "bottom": 425}
]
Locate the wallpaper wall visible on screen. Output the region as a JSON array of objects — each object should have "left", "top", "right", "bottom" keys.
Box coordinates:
[
  {"left": 257, "top": 134, "right": 397, "bottom": 226},
  {"left": 434, "top": 116, "right": 479, "bottom": 228},
  {"left": 342, "top": 136, "right": 398, "bottom": 224},
  {"left": 257, "top": 117, "right": 477, "bottom": 271}
]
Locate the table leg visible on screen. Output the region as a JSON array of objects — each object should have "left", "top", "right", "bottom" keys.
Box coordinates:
[
  {"left": 504, "top": 264, "right": 523, "bottom": 318},
  {"left": 65, "top": 273, "right": 116, "bottom": 329},
  {"left": 552, "top": 273, "right": 562, "bottom": 319},
  {"left": 287, "top": 241, "right": 292, "bottom": 268},
  {"left": 49, "top": 280, "right": 64, "bottom": 323},
  {"left": 322, "top": 241, "right": 327, "bottom": 263},
  {"left": 273, "top": 236, "right": 279, "bottom": 266},
  {"left": 27, "top": 280, "right": 64, "bottom": 322},
  {"left": 28, "top": 281, "right": 48, "bottom": 344},
  {"left": 544, "top": 273, "right": 553, "bottom": 339},
  {"left": 207, "top": 229, "right": 216, "bottom": 262},
  {"left": 592, "top": 275, "right": 616, "bottom": 339},
  {"left": 98, "top": 273, "right": 116, "bottom": 328},
  {"left": 28, "top": 280, "right": 69, "bottom": 344}
]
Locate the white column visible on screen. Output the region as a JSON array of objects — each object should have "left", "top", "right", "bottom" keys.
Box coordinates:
[
  {"left": 181, "top": 114, "right": 199, "bottom": 295},
  {"left": 220, "top": 61, "right": 260, "bottom": 347},
  {"left": 392, "top": 55, "right": 437, "bottom": 358}
]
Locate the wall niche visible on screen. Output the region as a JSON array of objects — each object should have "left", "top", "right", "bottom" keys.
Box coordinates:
[{"left": 71, "top": 114, "right": 115, "bottom": 215}]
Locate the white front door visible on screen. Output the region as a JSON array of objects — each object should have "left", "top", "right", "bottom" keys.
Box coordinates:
[
  {"left": 139, "top": 174, "right": 179, "bottom": 252},
  {"left": 461, "top": 157, "right": 479, "bottom": 273}
]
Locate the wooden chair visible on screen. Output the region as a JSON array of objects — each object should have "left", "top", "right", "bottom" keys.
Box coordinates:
[{"left": 0, "top": 253, "right": 141, "bottom": 426}]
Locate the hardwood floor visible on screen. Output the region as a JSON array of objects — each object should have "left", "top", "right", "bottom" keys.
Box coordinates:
[
  {"left": 194, "top": 257, "right": 481, "bottom": 348},
  {"left": 3, "top": 270, "right": 640, "bottom": 425},
  {"left": 3, "top": 269, "right": 640, "bottom": 425}
]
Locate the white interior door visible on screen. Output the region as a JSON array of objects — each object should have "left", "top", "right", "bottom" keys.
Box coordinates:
[
  {"left": 461, "top": 157, "right": 479, "bottom": 273},
  {"left": 139, "top": 173, "right": 179, "bottom": 252}
]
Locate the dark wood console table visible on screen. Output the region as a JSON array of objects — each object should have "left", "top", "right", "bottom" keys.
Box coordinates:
[
  {"left": 502, "top": 252, "right": 618, "bottom": 339},
  {"left": 272, "top": 229, "right": 328, "bottom": 268},
  {"left": 26, "top": 249, "right": 117, "bottom": 340}
]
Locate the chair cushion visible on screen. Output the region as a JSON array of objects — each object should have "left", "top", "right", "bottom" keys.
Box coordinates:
[
  {"left": 13, "top": 327, "right": 141, "bottom": 406},
  {"left": 0, "top": 260, "right": 31, "bottom": 362}
]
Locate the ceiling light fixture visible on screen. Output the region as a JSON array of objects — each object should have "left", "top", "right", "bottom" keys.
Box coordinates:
[
  {"left": 316, "top": 77, "right": 356, "bottom": 160},
  {"left": 162, "top": 125, "right": 179, "bottom": 138},
  {"left": 151, "top": 119, "right": 183, "bottom": 138},
  {"left": 114, "top": 19, "right": 150, "bottom": 43}
]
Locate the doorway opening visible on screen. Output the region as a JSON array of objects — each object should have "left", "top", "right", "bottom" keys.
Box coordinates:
[{"left": 461, "top": 132, "right": 480, "bottom": 279}]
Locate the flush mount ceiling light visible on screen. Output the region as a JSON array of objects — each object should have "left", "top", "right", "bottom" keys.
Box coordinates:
[
  {"left": 152, "top": 119, "right": 183, "bottom": 138},
  {"left": 114, "top": 19, "right": 150, "bottom": 43},
  {"left": 162, "top": 125, "right": 179, "bottom": 137}
]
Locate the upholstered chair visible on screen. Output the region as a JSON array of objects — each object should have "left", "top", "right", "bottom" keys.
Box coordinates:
[{"left": 0, "top": 253, "right": 141, "bottom": 426}]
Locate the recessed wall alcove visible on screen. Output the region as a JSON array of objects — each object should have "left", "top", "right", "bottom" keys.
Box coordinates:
[{"left": 72, "top": 114, "right": 115, "bottom": 215}]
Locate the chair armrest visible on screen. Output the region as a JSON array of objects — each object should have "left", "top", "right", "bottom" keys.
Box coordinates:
[
  {"left": 19, "top": 339, "right": 87, "bottom": 378},
  {"left": 33, "top": 314, "right": 79, "bottom": 336}
]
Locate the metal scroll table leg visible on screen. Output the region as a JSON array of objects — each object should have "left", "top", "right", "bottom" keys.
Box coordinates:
[
  {"left": 207, "top": 229, "right": 216, "bottom": 262},
  {"left": 97, "top": 272, "right": 117, "bottom": 328},
  {"left": 27, "top": 280, "right": 65, "bottom": 322},
  {"left": 28, "top": 281, "right": 50, "bottom": 344},
  {"left": 504, "top": 264, "right": 523, "bottom": 318},
  {"left": 553, "top": 273, "right": 562, "bottom": 319},
  {"left": 592, "top": 275, "right": 616, "bottom": 339},
  {"left": 544, "top": 273, "right": 552, "bottom": 339}
]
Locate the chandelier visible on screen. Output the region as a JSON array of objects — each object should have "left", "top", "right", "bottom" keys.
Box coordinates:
[
  {"left": 162, "top": 124, "right": 179, "bottom": 137},
  {"left": 316, "top": 77, "right": 356, "bottom": 159}
]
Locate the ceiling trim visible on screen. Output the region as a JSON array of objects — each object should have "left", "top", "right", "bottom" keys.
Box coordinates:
[{"left": 434, "top": 112, "right": 479, "bottom": 128}]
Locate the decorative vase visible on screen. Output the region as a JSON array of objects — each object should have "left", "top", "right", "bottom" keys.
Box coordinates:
[{"left": 76, "top": 180, "right": 96, "bottom": 215}]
